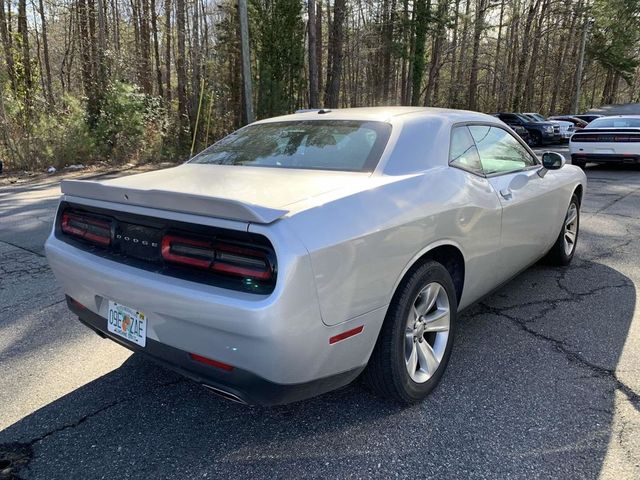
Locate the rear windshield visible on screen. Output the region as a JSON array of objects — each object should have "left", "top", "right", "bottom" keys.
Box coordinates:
[
  {"left": 587, "top": 117, "right": 640, "bottom": 128},
  {"left": 190, "top": 120, "right": 392, "bottom": 172}
]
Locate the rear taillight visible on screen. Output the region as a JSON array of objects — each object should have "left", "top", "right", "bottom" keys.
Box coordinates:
[
  {"left": 61, "top": 211, "right": 112, "bottom": 246},
  {"left": 161, "top": 233, "right": 274, "bottom": 281}
]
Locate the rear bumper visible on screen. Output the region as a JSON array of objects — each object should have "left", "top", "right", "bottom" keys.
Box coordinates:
[
  {"left": 571, "top": 153, "right": 640, "bottom": 164},
  {"left": 46, "top": 225, "right": 385, "bottom": 394},
  {"left": 69, "top": 297, "right": 363, "bottom": 405}
]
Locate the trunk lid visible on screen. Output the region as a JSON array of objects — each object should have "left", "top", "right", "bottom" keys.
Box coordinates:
[{"left": 61, "top": 164, "right": 370, "bottom": 224}]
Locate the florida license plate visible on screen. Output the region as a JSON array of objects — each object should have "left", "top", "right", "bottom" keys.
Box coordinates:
[{"left": 107, "top": 301, "right": 147, "bottom": 347}]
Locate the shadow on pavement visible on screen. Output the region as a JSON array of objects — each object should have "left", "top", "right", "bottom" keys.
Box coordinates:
[{"left": 0, "top": 258, "right": 636, "bottom": 479}]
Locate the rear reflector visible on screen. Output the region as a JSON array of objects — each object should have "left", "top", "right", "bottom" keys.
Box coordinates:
[
  {"left": 329, "top": 325, "right": 364, "bottom": 344},
  {"left": 68, "top": 297, "right": 87, "bottom": 310},
  {"left": 61, "top": 211, "right": 112, "bottom": 246},
  {"left": 189, "top": 353, "right": 234, "bottom": 371},
  {"left": 161, "top": 233, "right": 273, "bottom": 281}
]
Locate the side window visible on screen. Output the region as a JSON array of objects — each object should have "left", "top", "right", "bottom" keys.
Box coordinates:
[
  {"left": 469, "top": 125, "right": 537, "bottom": 175},
  {"left": 449, "top": 126, "right": 483, "bottom": 175}
]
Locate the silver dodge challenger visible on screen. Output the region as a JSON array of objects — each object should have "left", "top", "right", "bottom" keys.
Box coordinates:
[{"left": 45, "top": 107, "right": 586, "bottom": 405}]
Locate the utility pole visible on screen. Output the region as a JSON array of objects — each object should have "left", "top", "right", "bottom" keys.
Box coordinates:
[
  {"left": 238, "top": 0, "right": 254, "bottom": 124},
  {"left": 572, "top": 18, "right": 591, "bottom": 114}
]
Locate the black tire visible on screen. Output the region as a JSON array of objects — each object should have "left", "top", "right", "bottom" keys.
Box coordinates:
[
  {"left": 531, "top": 131, "right": 543, "bottom": 147},
  {"left": 545, "top": 194, "right": 580, "bottom": 266},
  {"left": 572, "top": 159, "right": 587, "bottom": 169},
  {"left": 363, "top": 260, "right": 457, "bottom": 404}
]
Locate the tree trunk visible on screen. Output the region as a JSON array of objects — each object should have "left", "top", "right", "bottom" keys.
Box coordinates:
[
  {"left": 400, "top": 0, "right": 410, "bottom": 105},
  {"left": 315, "top": 1, "right": 323, "bottom": 101},
  {"left": 548, "top": 2, "right": 577, "bottom": 114},
  {"left": 381, "top": 0, "right": 396, "bottom": 102},
  {"left": 468, "top": 0, "right": 488, "bottom": 111},
  {"left": 17, "top": 0, "right": 32, "bottom": 95},
  {"left": 512, "top": 0, "right": 541, "bottom": 111},
  {"left": 175, "top": 0, "right": 189, "bottom": 136},
  {"left": 522, "top": 0, "right": 548, "bottom": 110},
  {"left": 139, "top": 0, "right": 153, "bottom": 94},
  {"left": 38, "top": 0, "right": 55, "bottom": 106},
  {"left": 164, "top": 0, "right": 172, "bottom": 101},
  {"left": 77, "top": 0, "right": 99, "bottom": 124},
  {"left": 150, "top": 0, "right": 163, "bottom": 97},
  {"left": 0, "top": 0, "right": 17, "bottom": 92},
  {"left": 490, "top": 0, "right": 505, "bottom": 109},
  {"left": 447, "top": 0, "right": 460, "bottom": 107},
  {"left": 324, "top": 0, "right": 346, "bottom": 108},
  {"left": 308, "top": 0, "right": 319, "bottom": 107},
  {"left": 411, "top": 0, "right": 429, "bottom": 106},
  {"left": 190, "top": 0, "right": 201, "bottom": 122},
  {"left": 424, "top": 0, "right": 446, "bottom": 106},
  {"left": 453, "top": 0, "right": 471, "bottom": 108}
]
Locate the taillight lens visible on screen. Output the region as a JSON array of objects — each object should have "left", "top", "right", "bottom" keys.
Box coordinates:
[
  {"left": 61, "top": 211, "right": 112, "bottom": 246},
  {"left": 161, "top": 234, "right": 274, "bottom": 281}
]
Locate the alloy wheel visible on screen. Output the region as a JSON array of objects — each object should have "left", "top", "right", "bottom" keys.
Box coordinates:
[
  {"left": 564, "top": 203, "right": 578, "bottom": 256},
  {"left": 404, "top": 282, "right": 451, "bottom": 383}
]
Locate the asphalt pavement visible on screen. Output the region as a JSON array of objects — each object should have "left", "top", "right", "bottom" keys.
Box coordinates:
[{"left": 1, "top": 148, "right": 639, "bottom": 479}]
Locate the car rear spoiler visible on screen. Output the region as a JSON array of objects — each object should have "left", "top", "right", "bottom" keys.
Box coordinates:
[
  {"left": 573, "top": 128, "right": 640, "bottom": 134},
  {"left": 60, "top": 179, "right": 289, "bottom": 224}
]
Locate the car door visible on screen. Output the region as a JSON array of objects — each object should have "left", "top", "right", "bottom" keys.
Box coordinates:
[
  {"left": 448, "top": 125, "right": 503, "bottom": 299},
  {"left": 468, "top": 124, "right": 559, "bottom": 283}
]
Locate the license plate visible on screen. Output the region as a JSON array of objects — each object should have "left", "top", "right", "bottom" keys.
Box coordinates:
[
  {"left": 595, "top": 148, "right": 615, "bottom": 154},
  {"left": 107, "top": 301, "right": 147, "bottom": 347}
]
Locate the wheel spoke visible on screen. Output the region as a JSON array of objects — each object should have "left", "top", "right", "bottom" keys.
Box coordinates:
[
  {"left": 406, "top": 342, "right": 418, "bottom": 374},
  {"left": 565, "top": 229, "right": 576, "bottom": 242},
  {"left": 416, "top": 340, "right": 439, "bottom": 375},
  {"left": 421, "top": 284, "right": 439, "bottom": 314},
  {"left": 423, "top": 308, "right": 450, "bottom": 332},
  {"left": 565, "top": 210, "right": 578, "bottom": 227}
]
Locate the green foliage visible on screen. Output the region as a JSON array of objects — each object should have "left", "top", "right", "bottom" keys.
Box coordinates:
[
  {"left": 589, "top": 0, "right": 640, "bottom": 81},
  {"left": 92, "top": 81, "right": 167, "bottom": 163},
  {"left": 35, "top": 96, "right": 97, "bottom": 169},
  {"left": 0, "top": 81, "right": 169, "bottom": 171},
  {"left": 250, "top": 0, "right": 305, "bottom": 118}
]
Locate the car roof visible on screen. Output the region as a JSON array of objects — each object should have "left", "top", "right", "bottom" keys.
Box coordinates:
[{"left": 252, "top": 106, "right": 497, "bottom": 126}]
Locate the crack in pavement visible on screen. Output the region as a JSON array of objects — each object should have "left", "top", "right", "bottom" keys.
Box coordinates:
[
  {"left": 0, "top": 378, "right": 187, "bottom": 479},
  {"left": 0, "top": 240, "right": 45, "bottom": 258},
  {"left": 24, "top": 378, "right": 187, "bottom": 448},
  {"left": 587, "top": 183, "right": 640, "bottom": 219},
  {"left": 0, "top": 298, "right": 64, "bottom": 317},
  {"left": 476, "top": 300, "right": 640, "bottom": 411}
]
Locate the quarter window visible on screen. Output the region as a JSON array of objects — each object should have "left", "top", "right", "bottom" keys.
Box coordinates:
[
  {"left": 469, "top": 125, "right": 537, "bottom": 175},
  {"left": 449, "top": 126, "right": 483, "bottom": 174}
]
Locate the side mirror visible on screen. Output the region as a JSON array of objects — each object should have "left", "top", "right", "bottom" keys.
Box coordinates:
[
  {"left": 538, "top": 151, "right": 565, "bottom": 178},
  {"left": 541, "top": 151, "right": 565, "bottom": 170}
]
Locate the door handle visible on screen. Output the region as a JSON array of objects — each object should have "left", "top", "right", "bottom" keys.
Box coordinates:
[{"left": 500, "top": 188, "right": 513, "bottom": 200}]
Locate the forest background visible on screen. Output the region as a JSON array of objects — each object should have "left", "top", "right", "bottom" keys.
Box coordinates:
[{"left": 0, "top": 0, "right": 638, "bottom": 170}]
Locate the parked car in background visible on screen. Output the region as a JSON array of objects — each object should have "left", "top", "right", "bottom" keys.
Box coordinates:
[
  {"left": 570, "top": 115, "right": 640, "bottom": 168},
  {"left": 493, "top": 112, "right": 560, "bottom": 146},
  {"left": 574, "top": 114, "right": 604, "bottom": 124},
  {"left": 45, "top": 107, "right": 586, "bottom": 406},
  {"left": 511, "top": 124, "right": 533, "bottom": 145},
  {"left": 523, "top": 113, "right": 575, "bottom": 142},
  {"left": 549, "top": 116, "right": 589, "bottom": 130}
]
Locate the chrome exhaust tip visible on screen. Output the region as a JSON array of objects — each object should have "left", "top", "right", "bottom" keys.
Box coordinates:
[{"left": 202, "top": 384, "right": 247, "bottom": 405}]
